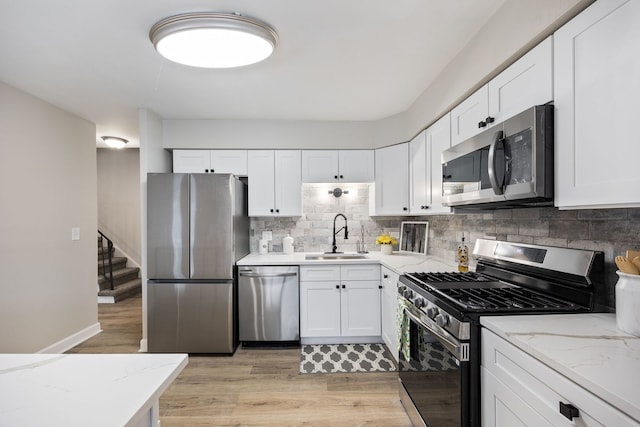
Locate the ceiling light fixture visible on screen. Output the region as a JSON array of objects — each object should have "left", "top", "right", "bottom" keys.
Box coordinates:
[
  {"left": 149, "top": 12, "right": 278, "bottom": 68},
  {"left": 101, "top": 136, "right": 128, "bottom": 149}
]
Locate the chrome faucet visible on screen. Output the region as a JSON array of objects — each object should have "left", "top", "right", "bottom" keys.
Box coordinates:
[{"left": 329, "top": 213, "right": 348, "bottom": 253}]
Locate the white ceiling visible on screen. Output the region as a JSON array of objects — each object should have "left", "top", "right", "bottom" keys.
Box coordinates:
[{"left": 0, "top": 0, "right": 506, "bottom": 147}]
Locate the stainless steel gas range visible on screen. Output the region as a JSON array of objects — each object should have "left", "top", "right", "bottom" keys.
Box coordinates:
[{"left": 397, "top": 239, "right": 610, "bottom": 427}]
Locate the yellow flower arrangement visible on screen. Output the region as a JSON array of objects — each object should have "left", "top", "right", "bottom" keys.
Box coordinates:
[{"left": 376, "top": 233, "right": 397, "bottom": 246}]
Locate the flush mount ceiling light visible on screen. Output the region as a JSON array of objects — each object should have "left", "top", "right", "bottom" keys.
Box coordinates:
[
  {"left": 149, "top": 12, "right": 278, "bottom": 68},
  {"left": 101, "top": 136, "right": 128, "bottom": 149}
]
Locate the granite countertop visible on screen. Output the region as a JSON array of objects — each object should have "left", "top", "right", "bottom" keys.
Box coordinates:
[
  {"left": 481, "top": 314, "right": 640, "bottom": 422},
  {"left": 0, "top": 353, "right": 188, "bottom": 427},
  {"left": 237, "top": 251, "right": 458, "bottom": 274}
]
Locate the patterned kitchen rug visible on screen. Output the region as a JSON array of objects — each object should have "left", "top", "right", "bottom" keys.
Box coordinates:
[{"left": 300, "top": 343, "right": 397, "bottom": 374}]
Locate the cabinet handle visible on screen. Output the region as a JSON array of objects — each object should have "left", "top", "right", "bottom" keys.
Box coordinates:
[
  {"left": 334, "top": 175, "right": 338, "bottom": 179},
  {"left": 339, "top": 175, "right": 343, "bottom": 179},
  {"left": 485, "top": 116, "right": 495, "bottom": 124},
  {"left": 335, "top": 285, "right": 340, "bottom": 289},
  {"left": 478, "top": 120, "right": 487, "bottom": 128},
  {"left": 383, "top": 274, "right": 388, "bottom": 278},
  {"left": 205, "top": 169, "right": 209, "bottom": 173},
  {"left": 559, "top": 402, "right": 580, "bottom": 421},
  {"left": 341, "top": 284, "right": 346, "bottom": 289},
  {"left": 275, "top": 209, "right": 280, "bottom": 213},
  {"left": 378, "top": 285, "right": 383, "bottom": 289},
  {"left": 270, "top": 209, "right": 274, "bottom": 213},
  {"left": 403, "top": 207, "right": 408, "bottom": 211}
]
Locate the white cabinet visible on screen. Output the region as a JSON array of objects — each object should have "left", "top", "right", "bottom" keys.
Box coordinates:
[
  {"left": 172, "top": 150, "right": 247, "bottom": 175},
  {"left": 380, "top": 266, "right": 399, "bottom": 363},
  {"left": 372, "top": 143, "right": 409, "bottom": 216},
  {"left": 300, "top": 264, "right": 381, "bottom": 342},
  {"left": 247, "top": 150, "right": 302, "bottom": 217},
  {"left": 451, "top": 36, "right": 553, "bottom": 145},
  {"left": 482, "top": 328, "right": 639, "bottom": 427},
  {"left": 408, "top": 114, "right": 453, "bottom": 215},
  {"left": 554, "top": 0, "right": 640, "bottom": 209},
  {"left": 301, "top": 150, "right": 374, "bottom": 183},
  {"left": 409, "top": 130, "right": 429, "bottom": 214},
  {"left": 425, "top": 113, "right": 453, "bottom": 214}
]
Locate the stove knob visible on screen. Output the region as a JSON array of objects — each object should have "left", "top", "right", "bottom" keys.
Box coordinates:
[
  {"left": 435, "top": 314, "right": 450, "bottom": 328},
  {"left": 426, "top": 307, "right": 439, "bottom": 319},
  {"left": 415, "top": 298, "right": 426, "bottom": 308},
  {"left": 398, "top": 285, "right": 406, "bottom": 294},
  {"left": 404, "top": 289, "right": 414, "bottom": 299}
]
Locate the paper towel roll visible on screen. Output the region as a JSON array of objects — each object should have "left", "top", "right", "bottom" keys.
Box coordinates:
[{"left": 259, "top": 239, "right": 268, "bottom": 254}]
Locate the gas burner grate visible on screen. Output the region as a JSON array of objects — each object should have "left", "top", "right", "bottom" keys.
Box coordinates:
[
  {"left": 439, "top": 287, "right": 578, "bottom": 311},
  {"left": 408, "top": 271, "right": 492, "bottom": 283}
]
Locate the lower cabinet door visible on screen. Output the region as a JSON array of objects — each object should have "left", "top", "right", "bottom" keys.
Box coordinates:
[
  {"left": 482, "top": 367, "right": 553, "bottom": 427},
  {"left": 340, "top": 280, "right": 381, "bottom": 337},
  {"left": 300, "top": 281, "right": 341, "bottom": 337}
]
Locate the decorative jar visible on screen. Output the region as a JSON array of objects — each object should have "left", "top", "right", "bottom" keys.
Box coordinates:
[
  {"left": 380, "top": 244, "right": 393, "bottom": 255},
  {"left": 615, "top": 271, "right": 640, "bottom": 336}
]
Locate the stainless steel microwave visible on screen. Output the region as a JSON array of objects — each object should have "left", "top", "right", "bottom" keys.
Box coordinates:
[{"left": 442, "top": 105, "right": 553, "bottom": 209}]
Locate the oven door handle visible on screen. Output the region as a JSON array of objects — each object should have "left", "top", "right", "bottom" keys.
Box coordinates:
[{"left": 403, "top": 306, "right": 468, "bottom": 361}]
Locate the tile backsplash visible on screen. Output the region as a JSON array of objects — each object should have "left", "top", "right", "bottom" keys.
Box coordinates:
[{"left": 250, "top": 183, "right": 640, "bottom": 305}]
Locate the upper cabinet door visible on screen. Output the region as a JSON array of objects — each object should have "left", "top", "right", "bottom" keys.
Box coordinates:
[
  {"left": 488, "top": 36, "right": 553, "bottom": 124},
  {"left": 338, "top": 150, "right": 375, "bottom": 182},
  {"left": 301, "top": 150, "right": 339, "bottom": 182},
  {"left": 209, "top": 150, "right": 248, "bottom": 175},
  {"left": 172, "top": 150, "right": 211, "bottom": 173},
  {"left": 450, "top": 36, "right": 553, "bottom": 146},
  {"left": 374, "top": 143, "right": 409, "bottom": 215},
  {"left": 301, "top": 150, "right": 374, "bottom": 183},
  {"left": 409, "top": 130, "right": 428, "bottom": 214},
  {"left": 554, "top": 0, "right": 640, "bottom": 209},
  {"left": 450, "top": 85, "right": 490, "bottom": 145},
  {"left": 247, "top": 150, "right": 276, "bottom": 216},
  {"left": 426, "top": 113, "right": 452, "bottom": 214},
  {"left": 274, "top": 150, "right": 302, "bottom": 216}
]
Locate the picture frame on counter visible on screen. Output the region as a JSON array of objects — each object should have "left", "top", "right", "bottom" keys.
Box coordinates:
[{"left": 399, "top": 221, "right": 428, "bottom": 255}]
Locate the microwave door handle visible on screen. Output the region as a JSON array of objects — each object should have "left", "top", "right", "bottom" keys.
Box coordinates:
[{"left": 488, "top": 130, "right": 505, "bottom": 195}]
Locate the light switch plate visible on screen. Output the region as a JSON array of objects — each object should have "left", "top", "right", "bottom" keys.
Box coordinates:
[
  {"left": 71, "top": 227, "right": 80, "bottom": 241},
  {"left": 262, "top": 231, "right": 273, "bottom": 241}
]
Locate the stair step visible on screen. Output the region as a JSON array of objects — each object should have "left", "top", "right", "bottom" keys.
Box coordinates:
[
  {"left": 98, "top": 256, "right": 127, "bottom": 274},
  {"left": 98, "top": 278, "right": 142, "bottom": 303},
  {"left": 98, "top": 267, "right": 140, "bottom": 291}
]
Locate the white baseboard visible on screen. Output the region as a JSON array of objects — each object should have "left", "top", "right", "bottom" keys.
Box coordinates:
[
  {"left": 139, "top": 338, "right": 148, "bottom": 353},
  {"left": 38, "top": 322, "right": 102, "bottom": 354},
  {"left": 301, "top": 336, "right": 383, "bottom": 345}
]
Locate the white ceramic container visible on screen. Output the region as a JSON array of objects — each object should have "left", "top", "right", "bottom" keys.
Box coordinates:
[
  {"left": 615, "top": 271, "right": 640, "bottom": 336},
  {"left": 380, "top": 244, "right": 393, "bottom": 255},
  {"left": 283, "top": 234, "right": 294, "bottom": 254}
]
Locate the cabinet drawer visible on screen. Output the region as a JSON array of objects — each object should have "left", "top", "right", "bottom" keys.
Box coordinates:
[
  {"left": 340, "top": 264, "right": 380, "bottom": 281},
  {"left": 300, "top": 265, "right": 340, "bottom": 281},
  {"left": 482, "top": 329, "right": 639, "bottom": 427}
]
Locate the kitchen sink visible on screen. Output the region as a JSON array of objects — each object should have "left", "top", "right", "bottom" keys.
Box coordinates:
[{"left": 304, "top": 254, "right": 368, "bottom": 260}]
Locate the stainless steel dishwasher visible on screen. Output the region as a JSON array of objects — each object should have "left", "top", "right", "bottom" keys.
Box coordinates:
[{"left": 238, "top": 266, "right": 300, "bottom": 344}]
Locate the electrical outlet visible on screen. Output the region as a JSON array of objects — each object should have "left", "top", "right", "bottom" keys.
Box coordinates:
[
  {"left": 262, "top": 231, "right": 273, "bottom": 241},
  {"left": 71, "top": 227, "right": 80, "bottom": 241}
]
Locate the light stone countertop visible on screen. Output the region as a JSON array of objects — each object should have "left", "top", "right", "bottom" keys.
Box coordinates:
[
  {"left": 0, "top": 353, "right": 188, "bottom": 427},
  {"left": 237, "top": 251, "right": 458, "bottom": 274},
  {"left": 481, "top": 314, "right": 640, "bottom": 422}
]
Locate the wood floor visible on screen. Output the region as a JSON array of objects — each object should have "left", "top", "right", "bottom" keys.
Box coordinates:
[{"left": 69, "top": 295, "right": 412, "bottom": 426}]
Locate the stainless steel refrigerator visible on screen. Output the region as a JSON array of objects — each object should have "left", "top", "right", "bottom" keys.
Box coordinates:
[{"left": 147, "top": 173, "right": 249, "bottom": 354}]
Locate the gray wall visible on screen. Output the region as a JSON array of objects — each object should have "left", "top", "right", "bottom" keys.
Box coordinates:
[
  {"left": 97, "top": 148, "right": 141, "bottom": 265},
  {"left": 0, "top": 80, "right": 98, "bottom": 352}
]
